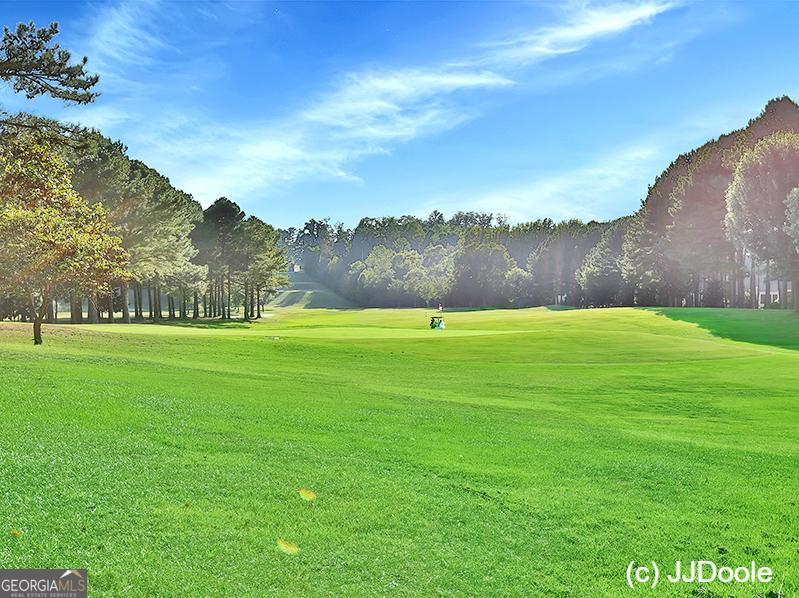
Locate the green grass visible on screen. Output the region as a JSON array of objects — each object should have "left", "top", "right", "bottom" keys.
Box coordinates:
[
  {"left": 267, "top": 270, "right": 356, "bottom": 309},
  {"left": 0, "top": 307, "right": 797, "bottom": 597}
]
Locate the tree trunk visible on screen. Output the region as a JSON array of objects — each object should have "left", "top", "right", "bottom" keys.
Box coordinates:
[
  {"left": 214, "top": 278, "right": 219, "bottom": 317},
  {"left": 133, "top": 280, "right": 141, "bottom": 321},
  {"left": 87, "top": 294, "right": 98, "bottom": 324},
  {"left": 33, "top": 296, "right": 49, "bottom": 345},
  {"left": 70, "top": 294, "right": 83, "bottom": 323},
  {"left": 45, "top": 298, "right": 54, "bottom": 324},
  {"left": 193, "top": 291, "right": 199, "bottom": 319},
  {"left": 153, "top": 286, "right": 161, "bottom": 323},
  {"left": 107, "top": 292, "right": 115, "bottom": 323},
  {"left": 148, "top": 284, "right": 154, "bottom": 320},
  {"left": 751, "top": 258, "right": 758, "bottom": 308},
  {"left": 738, "top": 251, "right": 745, "bottom": 308},
  {"left": 121, "top": 280, "right": 131, "bottom": 323},
  {"left": 243, "top": 280, "right": 250, "bottom": 320},
  {"left": 764, "top": 263, "right": 771, "bottom": 308},
  {"left": 138, "top": 281, "right": 144, "bottom": 320},
  {"left": 256, "top": 287, "right": 261, "bottom": 319},
  {"left": 226, "top": 269, "right": 231, "bottom": 319}
]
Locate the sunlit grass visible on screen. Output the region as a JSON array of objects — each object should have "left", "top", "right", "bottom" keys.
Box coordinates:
[{"left": 0, "top": 307, "right": 797, "bottom": 596}]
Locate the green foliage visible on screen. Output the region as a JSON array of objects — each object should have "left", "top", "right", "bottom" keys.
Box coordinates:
[
  {"left": 578, "top": 218, "right": 631, "bottom": 307},
  {"left": 501, "top": 267, "right": 533, "bottom": 306},
  {"left": 725, "top": 130, "right": 799, "bottom": 279},
  {"left": 0, "top": 138, "right": 129, "bottom": 342},
  {"left": 666, "top": 142, "right": 738, "bottom": 299},
  {"left": 451, "top": 241, "right": 515, "bottom": 307},
  {"left": 69, "top": 132, "right": 199, "bottom": 282},
  {"left": 294, "top": 213, "right": 605, "bottom": 309},
  {"left": 0, "top": 21, "right": 99, "bottom": 104},
  {"left": 527, "top": 219, "right": 602, "bottom": 306},
  {"left": 701, "top": 278, "right": 726, "bottom": 308},
  {"left": 241, "top": 216, "right": 289, "bottom": 295},
  {"left": 624, "top": 97, "right": 799, "bottom": 307}
]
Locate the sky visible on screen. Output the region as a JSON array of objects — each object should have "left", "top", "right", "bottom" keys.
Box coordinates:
[{"left": 3, "top": 1, "right": 799, "bottom": 230}]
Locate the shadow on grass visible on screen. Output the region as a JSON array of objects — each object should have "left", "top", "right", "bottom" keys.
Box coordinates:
[
  {"left": 146, "top": 319, "right": 252, "bottom": 329},
  {"left": 438, "top": 304, "right": 578, "bottom": 312},
  {"left": 647, "top": 306, "right": 799, "bottom": 352}
]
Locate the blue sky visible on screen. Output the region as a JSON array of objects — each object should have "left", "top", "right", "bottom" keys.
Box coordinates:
[{"left": 2, "top": 1, "right": 799, "bottom": 229}]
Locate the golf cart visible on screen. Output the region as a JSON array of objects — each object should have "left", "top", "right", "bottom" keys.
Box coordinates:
[{"left": 430, "top": 315, "right": 445, "bottom": 329}]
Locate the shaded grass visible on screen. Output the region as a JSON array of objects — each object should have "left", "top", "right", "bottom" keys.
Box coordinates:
[{"left": 0, "top": 307, "right": 797, "bottom": 596}]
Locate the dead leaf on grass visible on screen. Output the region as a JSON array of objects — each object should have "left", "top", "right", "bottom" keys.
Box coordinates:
[
  {"left": 277, "top": 538, "right": 300, "bottom": 554},
  {"left": 299, "top": 488, "right": 316, "bottom": 501}
]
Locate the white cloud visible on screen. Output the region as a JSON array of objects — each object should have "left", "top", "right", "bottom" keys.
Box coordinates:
[
  {"left": 168, "top": 3, "right": 678, "bottom": 206},
  {"left": 83, "top": 1, "right": 168, "bottom": 73},
  {"left": 417, "top": 141, "right": 662, "bottom": 224},
  {"left": 52, "top": 0, "right": 683, "bottom": 214},
  {"left": 175, "top": 2, "right": 679, "bottom": 205},
  {"left": 473, "top": 1, "right": 678, "bottom": 68},
  {"left": 139, "top": 66, "right": 514, "bottom": 204}
]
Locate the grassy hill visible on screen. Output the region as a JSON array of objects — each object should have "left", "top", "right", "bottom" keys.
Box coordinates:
[
  {"left": 0, "top": 307, "right": 797, "bottom": 597},
  {"left": 267, "top": 270, "right": 355, "bottom": 309}
]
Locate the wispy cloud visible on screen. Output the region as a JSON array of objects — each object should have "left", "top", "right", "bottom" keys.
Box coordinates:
[
  {"left": 60, "top": 0, "right": 682, "bottom": 215},
  {"left": 172, "top": 3, "right": 677, "bottom": 205},
  {"left": 419, "top": 141, "right": 662, "bottom": 224},
  {"left": 301, "top": 69, "right": 513, "bottom": 143},
  {"left": 472, "top": 1, "right": 677, "bottom": 67},
  {"left": 134, "top": 66, "right": 514, "bottom": 202},
  {"left": 83, "top": 1, "right": 168, "bottom": 71}
]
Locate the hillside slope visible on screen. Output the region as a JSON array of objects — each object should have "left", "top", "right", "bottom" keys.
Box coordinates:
[{"left": 267, "top": 270, "right": 355, "bottom": 309}]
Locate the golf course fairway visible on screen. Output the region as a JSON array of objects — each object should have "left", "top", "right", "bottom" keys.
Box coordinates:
[{"left": 0, "top": 306, "right": 797, "bottom": 597}]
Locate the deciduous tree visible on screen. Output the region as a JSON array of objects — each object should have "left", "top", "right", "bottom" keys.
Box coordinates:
[{"left": 0, "top": 138, "right": 129, "bottom": 343}]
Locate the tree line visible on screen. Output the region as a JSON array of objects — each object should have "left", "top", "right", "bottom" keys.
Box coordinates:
[
  {"left": 0, "top": 21, "right": 288, "bottom": 344},
  {"left": 5, "top": 20, "right": 799, "bottom": 347},
  {"left": 288, "top": 97, "right": 799, "bottom": 311},
  {"left": 283, "top": 213, "right": 612, "bottom": 308}
]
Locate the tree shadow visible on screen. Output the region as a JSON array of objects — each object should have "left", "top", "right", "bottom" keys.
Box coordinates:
[
  {"left": 152, "top": 319, "right": 251, "bottom": 329},
  {"left": 646, "top": 307, "right": 799, "bottom": 352}
]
